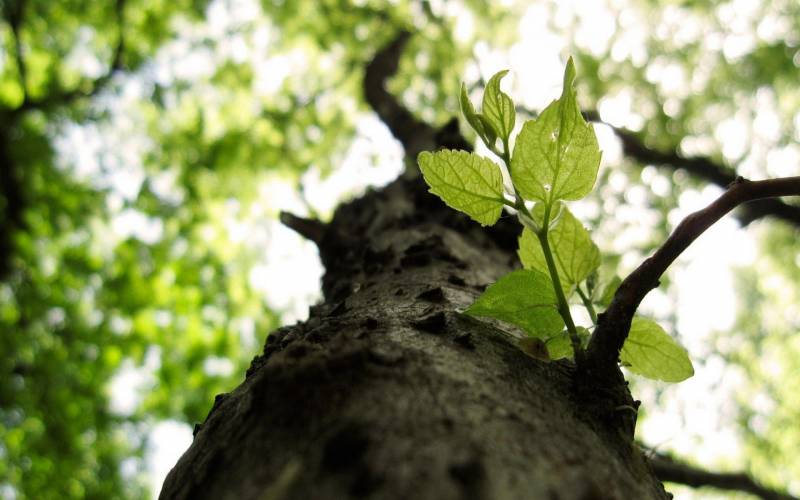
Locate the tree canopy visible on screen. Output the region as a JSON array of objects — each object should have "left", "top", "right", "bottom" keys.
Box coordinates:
[{"left": 1, "top": 0, "right": 798, "bottom": 498}]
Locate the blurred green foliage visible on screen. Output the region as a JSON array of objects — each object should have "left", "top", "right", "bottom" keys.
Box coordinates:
[{"left": 0, "top": 0, "right": 798, "bottom": 499}]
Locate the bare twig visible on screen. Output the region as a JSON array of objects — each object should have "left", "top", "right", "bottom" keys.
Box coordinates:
[
  {"left": 279, "top": 211, "right": 326, "bottom": 246},
  {"left": 649, "top": 451, "right": 797, "bottom": 500},
  {"left": 585, "top": 176, "right": 800, "bottom": 375}
]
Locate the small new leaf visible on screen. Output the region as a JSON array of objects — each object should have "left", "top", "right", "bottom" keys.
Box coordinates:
[
  {"left": 545, "top": 331, "right": 572, "bottom": 360},
  {"left": 460, "top": 83, "right": 487, "bottom": 139},
  {"left": 478, "top": 115, "right": 498, "bottom": 146},
  {"left": 620, "top": 317, "right": 694, "bottom": 382},
  {"left": 466, "top": 269, "right": 564, "bottom": 338},
  {"left": 518, "top": 206, "right": 600, "bottom": 294},
  {"left": 481, "top": 70, "right": 516, "bottom": 142},
  {"left": 418, "top": 149, "right": 506, "bottom": 226},
  {"left": 511, "top": 57, "right": 601, "bottom": 204}
]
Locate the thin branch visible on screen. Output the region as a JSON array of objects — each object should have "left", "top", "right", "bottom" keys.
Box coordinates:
[
  {"left": 585, "top": 176, "right": 800, "bottom": 374},
  {"left": 13, "top": 0, "right": 127, "bottom": 114},
  {"left": 279, "top": 211, "right": 326, "bottom": 246},
  {"left": 580, "top": 110, "right": 800, "bottom": 229},
  {"left": 650, "top": 451, "right": 797, "bottom": 500},
  {"left": 363, "top": 31, "right": 439, "bottom": 160}
]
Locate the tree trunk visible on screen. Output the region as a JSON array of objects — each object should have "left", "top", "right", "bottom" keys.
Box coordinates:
[{"left": 158, "top": 173, "right": 670, "bottom": 500}]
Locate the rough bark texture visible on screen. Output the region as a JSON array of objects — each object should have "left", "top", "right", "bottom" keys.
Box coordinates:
[{"left": 159, "top": 174, "right": 670, "bottom": 500}]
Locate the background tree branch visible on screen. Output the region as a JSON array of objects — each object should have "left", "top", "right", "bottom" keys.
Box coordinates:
[
  {"left": 363, "top": 30, "right": 439, "bottom": 160},
  {"left": 581, "top": 109, "right": 800, "bottom": 229},
  {"left": 648, "top": 450, "right": 797, "bottom": 500}
]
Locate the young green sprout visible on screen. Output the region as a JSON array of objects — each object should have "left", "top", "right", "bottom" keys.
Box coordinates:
[{"left": 417, "top": 59, "right": 694, "bottom": 383}]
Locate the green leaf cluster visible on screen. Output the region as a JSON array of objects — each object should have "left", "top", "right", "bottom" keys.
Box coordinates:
[
  {"left": 418, "top": 60, "right": 693, "bottom": 384},
  {"left": 459, "top": 70, "right": 516, "bottom": 148}
]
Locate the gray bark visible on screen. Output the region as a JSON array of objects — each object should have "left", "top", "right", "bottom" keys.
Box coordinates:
[{"left": 159, "top": 174, "right": 670, "bottom": 500}]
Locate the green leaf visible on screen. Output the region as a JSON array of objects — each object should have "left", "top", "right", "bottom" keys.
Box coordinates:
[
  {"left": 417, "top": 149, "right": 506, "bottom": 226},
  {"left": 460, "top": 83, "right": 487, "bottom": 139},
  {"left": 518, "top": 205, "right": 600, "bottom": 294},
  {"left": 478, "top": 115, "right": 498, "bottom": 146},
  {"left": 620, "top": 317, "right": 694, "bottom": 382},
  {"left": 510, "top": 58, "right": 601, "bottom": 204},
  {"left": 545, "top": 327, "right": 590, "bottom": 360},
  {"left": 481, "top": 70, "right": 516, "bottom": 142},
  {"left": 545, "top": 331, "right": 572, "bottom": 360},
  {"left": 466, "top": 269, "right": 564, "bottom": 338}
]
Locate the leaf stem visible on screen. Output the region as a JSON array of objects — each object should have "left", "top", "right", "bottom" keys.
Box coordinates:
[
  {"left": 536, "top": 203, "right": 583, "bottom": 363},
  {"left": 501, "top": 138, "right": 511, "bottom": 169},
  {"left": 500, "top": 197, "right": 517, "bottom": 209},
  {"left": 576, "top": 286, "right": 597, "bottom": 324}
]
